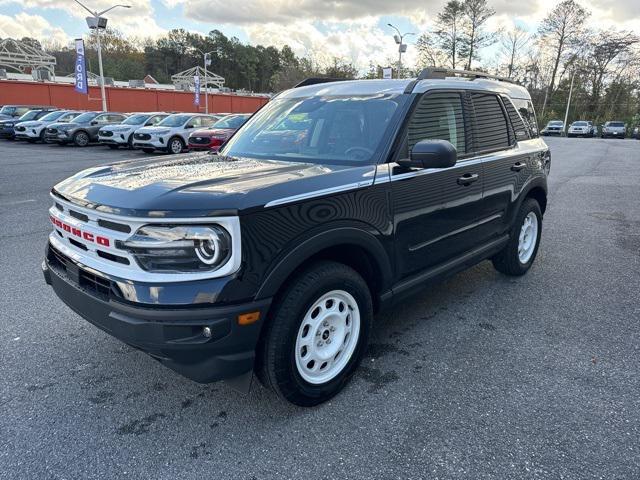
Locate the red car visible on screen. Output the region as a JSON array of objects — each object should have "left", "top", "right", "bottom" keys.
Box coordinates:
[{"left": 188, "top": 114, "right": 251, "bottom": 151}]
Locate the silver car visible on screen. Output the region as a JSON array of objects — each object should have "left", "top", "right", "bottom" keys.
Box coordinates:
[
  {"left": 601, "top": 121, "right": 626, "bottom": 139},
  {"left": 567, "top": 121, "right": 594, "bottom": 138}
]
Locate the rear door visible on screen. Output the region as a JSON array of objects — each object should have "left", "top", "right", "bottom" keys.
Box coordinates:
[
  {"left": 474, "top": 93, "right": 538, "bottom": 239},
  {"left": 390, "top": 90, "right": 485, "bottom": 279}
]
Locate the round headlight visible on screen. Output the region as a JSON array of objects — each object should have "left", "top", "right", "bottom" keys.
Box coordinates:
[{"left": 195, "top": 230, "right": 227, "bottom": 265}]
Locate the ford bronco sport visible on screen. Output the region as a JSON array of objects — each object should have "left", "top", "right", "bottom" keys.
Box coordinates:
[{"left": 44, "top": 68, "right": 550, "bottom": 406}]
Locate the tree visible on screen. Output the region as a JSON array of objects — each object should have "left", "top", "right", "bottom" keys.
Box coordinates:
[
  {"left": 461, "top": 0, "right": 497, "bottom": 70},
  {"left": 538, "top": 0, "right": 589, "bottom": 115},
  {"left": 416, "top": 33, "right": 449, "bottom": 68},
  {"left": 434, "top": 0, "right": 466, "bottom": 69},
  {"left": 500, "top": 26, "right": 530, "bottom": 77}
]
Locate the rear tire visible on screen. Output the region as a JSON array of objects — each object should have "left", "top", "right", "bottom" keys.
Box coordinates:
[
  {"left": 492, "top": 198, "right": 542, "bottom": 276},
  {"left": 255, "top": 261, "right": 373, "bottom": 406}
]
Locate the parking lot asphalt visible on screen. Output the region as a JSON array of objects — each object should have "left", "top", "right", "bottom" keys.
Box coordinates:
[{"left": 1, "top": 138, "right": 639, "bottom": 479}]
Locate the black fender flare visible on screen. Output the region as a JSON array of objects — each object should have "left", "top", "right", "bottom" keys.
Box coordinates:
[
  {"left": 509, "top": 176, "right": 548, "bottom": 225},
  {"left": 254, "top": 226, "right": 393, "bottom": 300}
]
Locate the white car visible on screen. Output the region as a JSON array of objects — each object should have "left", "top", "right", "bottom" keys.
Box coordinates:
[
  {"left": 98, "top": 112, "right": 169, "bottom": 149},
  {"left": 567, "top": 120, "right": 594, "bottom": 138},
  {"left": 132, "top": 113, "right": 219, "bottom": 154},
  {"left": 13, "top": 110, "right": 82, "bottom": 143}
]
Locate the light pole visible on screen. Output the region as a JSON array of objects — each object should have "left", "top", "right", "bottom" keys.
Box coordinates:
[
  {"left": 74, "top": 0, "right": 131, "bottom": 111},
  {"left": 196, "top": 49, "right": 217, "bottom": 114},
  {"left": 387, "top": 24, "right": 414, "bottom": 79}
]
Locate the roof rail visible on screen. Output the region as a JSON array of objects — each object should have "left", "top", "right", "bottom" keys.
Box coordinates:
[
  {"left": 417, "top": 67, "right": 517, "bottom": 84},
  {"left": 294, "top": 77, "right": 346, "bottom": 88}
]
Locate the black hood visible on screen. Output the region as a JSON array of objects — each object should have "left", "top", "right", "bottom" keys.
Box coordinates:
[{"left": 53, "top": 153, "right": 376, "bottom": 217}]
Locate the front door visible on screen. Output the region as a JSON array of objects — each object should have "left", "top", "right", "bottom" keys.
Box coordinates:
[{"left": 390, "top": 91, "right": 485, "bottom": 279}]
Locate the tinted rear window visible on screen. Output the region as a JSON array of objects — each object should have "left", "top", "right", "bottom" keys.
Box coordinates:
[
  {"left": 609, "top": 122, "right": 625, "bottom": 127},
  {"left": 471, "top": 93, "right": 510, "bottom": 152},
  {"left": 502, "top": 97, "right": 530, "bottom": 142}
]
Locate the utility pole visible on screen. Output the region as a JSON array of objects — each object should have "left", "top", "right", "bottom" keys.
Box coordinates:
[{"left": 563, "top": 70, "right": 577, "bottom": 136}]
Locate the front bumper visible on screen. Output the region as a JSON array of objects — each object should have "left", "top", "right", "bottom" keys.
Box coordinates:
[
  {"left": 15, "top": 128, "right": 41, "bottom": 139},
  {"left": 43, "top": 243, "right": 271, "bottom": 383},
  {"left": 44, "top": 132, "right": 71, "bottom": 143},
  {"left": 133, "top": 137, "right": 165, "bottom": 149},
  {"left": 0, "top": 128, "right": 15, "bottom": 138},
  {"left": 99, "top": 132, "right": 131, "bottom": 145}
]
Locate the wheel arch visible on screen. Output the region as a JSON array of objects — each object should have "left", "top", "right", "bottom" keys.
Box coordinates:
[{"left": 254, "top": 227, "right": 393, "bottom": 313}]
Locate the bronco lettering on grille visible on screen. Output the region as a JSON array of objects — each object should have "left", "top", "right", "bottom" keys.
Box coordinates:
[{"left": 50, "top": 216, "right": 111, "bottom": 247}]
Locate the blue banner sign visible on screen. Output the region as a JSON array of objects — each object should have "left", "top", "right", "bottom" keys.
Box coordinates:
[
  {"left": 74, "top": 39, "right": 88, "bottom": 94},
  {"left": 194, "top": 75, "right": 201, "bottom": 106}
]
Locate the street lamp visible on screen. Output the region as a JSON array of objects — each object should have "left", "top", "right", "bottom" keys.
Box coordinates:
[
  {"left": 195, "top": 49, "right": 219, "bottom": 114},
  {"left": 563, "top": 69, "right": 584, "bottom": 136},
  {"left": 387, "top": 23, "right": 415, "bottom": 79},
  {"left": 74, "top": 0, "right": 131, "bottom": 111}
]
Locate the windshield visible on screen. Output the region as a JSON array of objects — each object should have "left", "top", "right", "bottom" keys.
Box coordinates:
[
  {"left": 608, "top": 122, "right": 624, "bottom": 127},
  {"left": 572, "top": 121, "right": 587, "bottom": 126},
  {"left": 213, "top": 115, "right": 249, "bottom": 129},
  {"left": 40, "top": 111, "right": 67, "bottom": 122},
  {"left": 548, "top": 121, "right": 563, "bottom": 126},
  {"left": 18, "top": 110, "right": 42, "bottom": 121},
  {"left": 0, "top": 106, "right": 16, "bottom": 116},
  {"left": 71, "top": 112, "right": 99, "bottom": 123},
  {"left": 158, "top": 115, "right": 191, "bottom": 127},
  {"left": 221, "top": 94, "right": 406, "bottom": 165},
  {"left": 122, "top": 114, "right": 150, "bottom": 125}
]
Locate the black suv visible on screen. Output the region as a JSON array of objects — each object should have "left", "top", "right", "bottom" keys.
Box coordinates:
[{"left": 44, "top": 69, "right": 550, "bottom": 406}]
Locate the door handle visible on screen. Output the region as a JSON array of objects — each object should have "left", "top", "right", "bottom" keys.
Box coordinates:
[
  {"left": 511, "top": 162, "right": 526, "bottom": 172},
  {"left": 457, "top": 173, "right": 479, "bottom": 186}
]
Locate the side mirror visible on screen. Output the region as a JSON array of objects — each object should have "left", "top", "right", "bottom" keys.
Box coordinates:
[
  {"left": 398, "top": 139, "right": 457, "bottom": 170},
  {"left": 185, "top": 124, "right": 194, "bottom": 129},
  {"left": 91, "top": 121, "right": 98, "bottom": 125}
]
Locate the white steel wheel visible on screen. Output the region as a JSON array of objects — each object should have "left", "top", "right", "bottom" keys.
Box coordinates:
[
  {"left": 518, "top": 212, "right": 539, "bottom": 264},
  {"left": 295, "top": 290, "right": 361, "bottom": 385}
]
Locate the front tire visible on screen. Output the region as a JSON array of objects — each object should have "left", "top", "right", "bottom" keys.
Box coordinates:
[
  {"left": 492, "top": 198, "right": 542, "bottom": 276},
  {"left": 73, "top": 131, "right": 89, "bottom": 147},
  {"left": 256, "top": 261, "right": 373, "bottom": 406},
  {"left": 167, "top": 136, "right": 184, "bottom": 154}
]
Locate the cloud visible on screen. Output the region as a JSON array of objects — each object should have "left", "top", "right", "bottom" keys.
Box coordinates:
[
  {"left": 246, "top": 20, "right": 418, "bottom": 71},
  {"left": 1, "top": 0, "right": 166, "bottom": 39},
  {"left": 0, "top": 12, "right": 70, "bottom": 45}
]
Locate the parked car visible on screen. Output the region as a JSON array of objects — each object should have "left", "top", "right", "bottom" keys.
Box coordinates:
[
  {"left": 44, "top": 111, "right": 128, "bottom": 146},
  {"left": 132, "top": 113, "right": 219, "bottom": 154},
  {"left": 541, "top": 120, "right": 564, "bottom": 136},
  {"left": 567, "top": 120, "right": 594, "bottom": 138},
  {"left": 0, "top": 108, "right": 58, "bottom": 139},
  {"left": 633, "top": 125, "right": 640, "bottom": 139},
  {"left": 43, "top": 70, "right": 550, "bottom": 406},
  {"left": 98, "top": 112, "right": 170, "bottom": 149},
  {"left": 188, "top": 113, "right": 251, "bottom": 151},
  {"left": 14, "top": 110, "right": 83, "bottom": 143},
  {"left": 0, "top": 104, "right": 54, "bottom": 121},
  {"left": 601, "top": 121, "right": 626, "bottom": 138}
]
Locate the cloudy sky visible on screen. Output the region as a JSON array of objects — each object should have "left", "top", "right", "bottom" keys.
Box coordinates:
[{"left": 0, "top": 0, "right": 639, "bottom": 70}]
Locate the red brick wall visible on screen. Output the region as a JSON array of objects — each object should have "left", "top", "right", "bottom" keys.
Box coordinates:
[{"left": 0, "top": 80, "right": 269, "bottom": 114}]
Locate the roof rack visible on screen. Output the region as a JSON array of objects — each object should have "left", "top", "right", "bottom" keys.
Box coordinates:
[
  {"left": 417, "top": 67, "right": 517, "bottom": 84},
  {"left": 294, "top": 77, "right": 345, "bottom": 88}
]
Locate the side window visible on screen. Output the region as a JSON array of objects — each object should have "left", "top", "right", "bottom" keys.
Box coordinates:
[
  {"left": 511, "top": 98, "right": 539, "bottom": 138},
  {"left": 470, "top": 93, "right": 510, "bottom": 152},
  {"left": 407, "top": 92, "right": 466, "bottom": 154},
  {"left": 150, "top": 116, "right": 163, "bottom": 125},
  {"left": 502, "top": 97, "right": 530, "bottom": 142}
]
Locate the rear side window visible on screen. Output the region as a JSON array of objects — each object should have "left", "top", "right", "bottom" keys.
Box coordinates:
[
  {"left": 511, "top": 98, "right": 539, "bottom": 138},
  {"left": 502, "top": 97, "right": 530, "bottom": 142},
  {"left": 408, "top": 92, "right": 466, "bottom": 153},
  {"left": 470, "top": 93, "right": 510, "bottom": 152}
]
